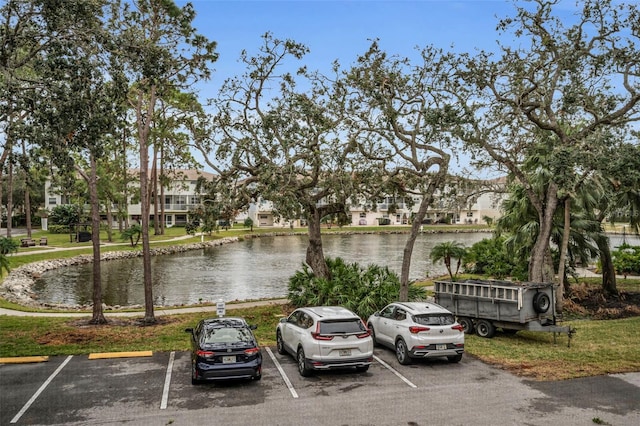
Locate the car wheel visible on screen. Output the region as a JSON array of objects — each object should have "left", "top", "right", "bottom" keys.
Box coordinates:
[
  {"left": 368, "top": 324, "right": 378, "bottom": 347},
  {"left": 191, "top": 363, "right": 200, "bottom": 385},
  {"left": 276, "top": 330, "right": 287, "bottom": 355},
  {"left": 533, "top": 292, "right": 551, "bottom": 313},
  {"left": 459, "top": 317, "right": 475, "bottom": 335},
  {"left": 356, "top": 365, "right": 370, "bottom": 373},
  {"left": 395, "top": 338, "right": 412, "bottom": 365},
  {"left": 475, "top": 319, "right": 496, "bottom": 338},
  {"left": 447, "top": 354, "right": 463, "bottom": 363},
  {"left": 297, "top": 347, "right": 311, "bottom": 377}
]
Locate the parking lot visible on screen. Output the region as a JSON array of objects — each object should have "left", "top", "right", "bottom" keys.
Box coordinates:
[{"left": 1, "top": 347, "right": 639, "bottom": 425}]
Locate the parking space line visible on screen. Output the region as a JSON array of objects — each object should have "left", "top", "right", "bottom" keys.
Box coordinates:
[
  {"left": 10, "top": 355, "right": 73, "bottom": 424},
  {"left": 265, "top": 347, "right": 298, "bottom": 399},
  {"left": 373, "top": 355, "right": 417, "bottom": 388},
  {"left": 160, "top": 351, "right": 175, "bottom": 410}
]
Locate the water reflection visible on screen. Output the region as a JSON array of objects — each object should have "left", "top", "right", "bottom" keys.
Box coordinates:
[{"left": 32, "top": 232, "right": 637, "bottom": 306}]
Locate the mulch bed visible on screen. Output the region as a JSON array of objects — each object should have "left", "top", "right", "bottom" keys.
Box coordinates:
[{"left": 564, "top": 284, "right": 640, "bottom": 319}]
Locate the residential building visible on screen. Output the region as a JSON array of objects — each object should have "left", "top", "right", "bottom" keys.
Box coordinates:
[{"left": 44, "top": 169, "right": 505, "bottom": 229}]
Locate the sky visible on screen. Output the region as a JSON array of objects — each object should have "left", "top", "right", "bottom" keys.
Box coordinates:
[
  {"left": 172, "top": 0, "right": 581, "bottom": 175},
  {"left": 181, "top": 0, "right": 526, "bottom": 97}
]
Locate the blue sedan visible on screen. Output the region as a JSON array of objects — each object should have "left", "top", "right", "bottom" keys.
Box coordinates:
[{"left": 185, "top": 317, "right": 262, "bottom": 384}]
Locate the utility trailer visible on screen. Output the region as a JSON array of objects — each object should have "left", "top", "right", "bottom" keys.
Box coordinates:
[{"left": 434, "top": 279, "right": 574, "bottom": 346}]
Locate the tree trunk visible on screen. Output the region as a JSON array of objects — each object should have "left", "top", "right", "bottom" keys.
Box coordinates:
[
  {"left": 399, "top": 195, "right": 432, "bottom": 301},
  {"left": 528, "top": 184, "right": 559, "bottom": 283},
  {"left": 6, "top": 160, "right": 13, "bottom": 238},
  {"left": 595, "top": 235, "right": 618, "bottom": 296},
  {"left": 86, "top": 155, "right": 107, "bottom": 324},
  {"left": 305, "top": 206, "right": 330, "bottom": 280},
  {"left": 21, "top": 141, "right": 32, "bottom": 238},
  {"left": 556, "top": 198, "right": 571, "bottom": 314},
  {"left": 106, "top": 205, "right": 113, "bottom": 243},
  {"left": 159, "top": 144, "right": 165, "bottom": 235},
  {"left": 137, "top": 87, "right": 157, "bottom": 324}
]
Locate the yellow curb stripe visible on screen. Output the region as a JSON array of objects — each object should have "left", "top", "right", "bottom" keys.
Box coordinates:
[
  {"left": 88, "top": 351, "right": 153, "bottom": 360},
  {"left": 0, "top": 356, "right": 49, "bottom": 364}
]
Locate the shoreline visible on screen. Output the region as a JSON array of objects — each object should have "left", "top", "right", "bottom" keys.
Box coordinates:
[{"left": 1, "top": 228, "right": 495, "bottom": 311}]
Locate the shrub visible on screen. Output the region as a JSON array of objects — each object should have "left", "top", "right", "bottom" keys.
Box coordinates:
[
  {"left": 288, "top": 257, "right": 426, "bottom": 319},
  {"left": 463, "top": 236, "right": 528, "bottom": 280},
  {"left": 612, "top": 244, "right": 640, "bottom": 277},
  {"left": 49, "top": 204, "right": 85, "bottom": 226},
  {"left": 47, "top": 225, "right": 71, "bottom": 234}
]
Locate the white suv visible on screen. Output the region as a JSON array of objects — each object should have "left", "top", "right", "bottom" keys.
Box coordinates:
[
  {"left": 276, "top": 306, "right": 374, "bottom": 376},
  {"left": 367, "top": 302, "right": 464, "bottom": 365}
]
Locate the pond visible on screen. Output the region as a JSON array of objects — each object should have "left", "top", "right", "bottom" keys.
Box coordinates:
[{"left": 32, "top": 231, "right": 637, "bottom": 307}]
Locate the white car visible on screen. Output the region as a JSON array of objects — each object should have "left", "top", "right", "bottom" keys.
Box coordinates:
[
  {"left": 367, "top": 302, "right": 465, "bottom": 365},
  {"left": 276, "top": 306, "right": 374, "bottom": 376}
]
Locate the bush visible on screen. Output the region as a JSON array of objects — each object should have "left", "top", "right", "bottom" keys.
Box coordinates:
[
  {"left": 49, "top": 204, "right": 85, "bottom": 226},
  {"left": 612, "top": 244, "right": 640, "bottom": 277},
  {"left": 47, "top": 225, "right": 71, "bottom": 234},
  {"left": 463, "top": 236, "right": 528, "bottom": 280},
  {"left": 287, "top": 257, "right": 426, "bottom": 319}
]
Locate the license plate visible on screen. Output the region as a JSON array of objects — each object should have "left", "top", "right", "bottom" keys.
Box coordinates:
[
  {"left": 338, "top": 349, "right": 351, "bottom": 357},
  {"left": 436, "top": 344, "right": 447, "bottom": 350},
  {"left": 222, "top": 356, "right": 236, "bottom": 363}
]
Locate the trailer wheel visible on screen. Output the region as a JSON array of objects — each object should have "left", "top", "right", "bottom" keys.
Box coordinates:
[
  {"left": 533, "top": 292, "right": 551, "bottom": 314},
  {"left": 475, "top": 320, "right": 496, "bottom": 338},
  {"left": 459, "top": 317, "right": 475, "bottom": 335}
]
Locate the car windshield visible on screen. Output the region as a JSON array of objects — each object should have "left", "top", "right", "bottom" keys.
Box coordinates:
[
  {"left": 318, "top": 319, "right": 366, "bottom": 334},
  {"left": 413, "top": 314, "right": 455, "bottom": 326},
  {"left": 202, "top": 327, "right": 254, "bottom": 345}
]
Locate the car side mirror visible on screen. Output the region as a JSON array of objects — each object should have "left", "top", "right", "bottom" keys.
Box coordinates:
[
  {"left": 184, "top": 327, "right": 194, "bottom": 333},
  {"left": 374, "top": 312, "right": 380, "bottom": 317},
  {"left": 249, "top": 324, "right": 258, "bottom": 330},
  {"left": 279, "top": 318, "right": 287, "bottom": 323}
]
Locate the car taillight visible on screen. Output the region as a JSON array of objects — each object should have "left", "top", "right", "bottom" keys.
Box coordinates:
[
  {"left": 356, "top": 331, "right": 371, "bottom": 339},
  {"left": 356, "top": 320, "right": 371, "bottom": 338},
  {"left": 196, "top": 350, "right": 214, "bottom": 357},
  {"left": 311, "top": 332, "right": 334, "bottom": 341},
  {"left": 409, "top": 326, "right": 430, "bottom": 334},
  {"left": 244, "top": 347, "right": 260, "bottom": 355},
  {"left": 452, "top": 325, "right": 464, "bottom": 332}
]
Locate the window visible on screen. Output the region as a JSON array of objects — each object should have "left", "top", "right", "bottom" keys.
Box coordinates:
[
  {"left": 413, "top": 314, "right": 455, "bottom": 326},
  {"left": 380, "top": 305, "right": 395, "bottom": 319},
  {"left": 318, "top": 319, "right": 366, "bottom": 334},
  {"left": 48, "top": 198, "right": 57, "bottom": 205},
  {"left": 394, "top": 309, "right": 406, "bottom": 321},
  {"left": 466, "top": 212, "right": 474, "bottom": 217}
]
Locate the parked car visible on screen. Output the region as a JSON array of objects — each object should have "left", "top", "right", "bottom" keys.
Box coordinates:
[
  {"left": 367, "top": 302, "right": 464, "bottom": 365},
  {"left": 185, "top": 317, "right": 262, "bottom": 384},
  {"left": 276, "top": 306, "right": 373, "bottom": 376}
]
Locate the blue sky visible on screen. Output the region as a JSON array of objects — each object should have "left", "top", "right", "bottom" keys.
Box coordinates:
[{"left": 179, "top": 0, "right": 545, "bottom": 97}]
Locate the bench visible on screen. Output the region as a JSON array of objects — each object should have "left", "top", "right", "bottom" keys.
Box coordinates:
[
  {"left": 40, "top": 237, "right": 48, "bottom": 246},
  {"left": 20, "top": 238, "right": 36, "bottom": 248}
]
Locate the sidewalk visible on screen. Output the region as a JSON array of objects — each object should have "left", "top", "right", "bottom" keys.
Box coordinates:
[{"left": 0, "top": 298, "right": 289, "bottom": 318}]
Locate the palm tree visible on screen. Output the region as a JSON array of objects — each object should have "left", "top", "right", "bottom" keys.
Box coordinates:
[{"left": 430, "top": 241, "right": 467, "bottom": 281}]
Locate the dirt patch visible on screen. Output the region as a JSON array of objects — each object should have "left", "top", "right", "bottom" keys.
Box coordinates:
[
  {"left": 36, "top": 316, "right": 178, "bottom": 346},
  {"left": 564, "top": 284, "right": 640, "bottom": 319}
]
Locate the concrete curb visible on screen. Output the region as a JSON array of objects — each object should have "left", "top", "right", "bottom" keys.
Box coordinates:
[
  {"left": 88, "top": 351, "right": 153, "bottom": 360},
  {"left": 0, "top": 356, "right": 49, "bottom": 364}
]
